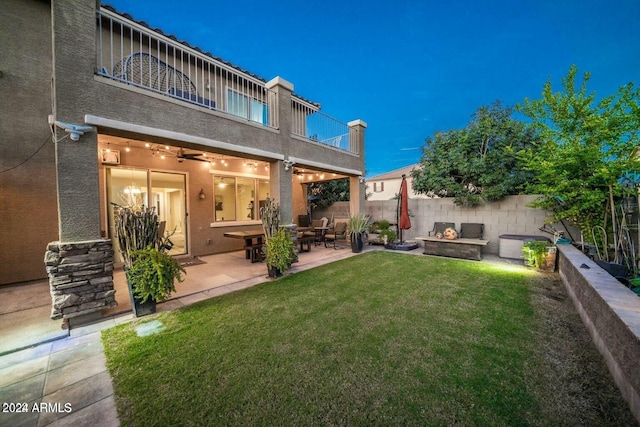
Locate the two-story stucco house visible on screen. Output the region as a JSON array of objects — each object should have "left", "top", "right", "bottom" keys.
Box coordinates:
[
  {"left": 1, "top": 0, "right": 366, "bottom": 323},
  {"left": 367, "top": 164, "right": 432, "bottom": 201}
]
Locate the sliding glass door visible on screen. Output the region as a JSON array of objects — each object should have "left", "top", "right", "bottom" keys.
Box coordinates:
[
  {"left": 150, "top": 171, "right": 187, "bottom": 256},
  {"left": 106, "top": 168, "right": 187, "bottom": 262}
]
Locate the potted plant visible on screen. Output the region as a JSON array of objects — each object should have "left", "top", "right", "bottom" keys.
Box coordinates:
[
  {"left": 264, "top": 228, "right": 295, "bottom": 278},
  {"left": 260, "top": 197, "right": 280, "bottom": 239},
  {"left": 126, "top": 246, "right": 185, "bottom": 314},
  {"left": 368, "top": 220, "right": 397, "bottom": 245},
  {"left": 347, "top": 212, "right": 370, "bottom": 253},
  {"left": 260, "top": 198, "right": 295, "bottom": 278},
  {"left": 113, "top": 204, "right": 185, "bottom": 316},
  {"left": 523, "top": 240, "right": 557, "bottom": 272}
]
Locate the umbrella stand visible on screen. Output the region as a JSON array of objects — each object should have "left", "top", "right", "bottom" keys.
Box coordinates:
[
  {"left": 387, "top": 174, "right": 418, "bottom": 251},
  {"left": 396, "top": 182, "right": 402, "bottom": 243}
]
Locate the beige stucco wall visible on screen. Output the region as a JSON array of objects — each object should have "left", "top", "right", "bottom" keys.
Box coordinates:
[
  {"left": 1, "top": 0, "right": 366, "bottom": 285},
  {"left": 367, "top": 176, "right": 431, "bottom": 201},
  {"left": 0, "top": 0, "right": 58, "bottom": 285}
]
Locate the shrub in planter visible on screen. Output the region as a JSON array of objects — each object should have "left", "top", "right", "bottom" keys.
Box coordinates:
[
  {"left": 113, "top": 204, "right": 184, "bottom": 316},
  {"left": 523, "top": 240, "right": 557, "bottom": 272},
  {"left": 265, "top": 228, "right": 295, "bottom": 278},
  {"left": 347, "top": 212, "right": 370, "bottom": 253},
  {"left": 369, "top": 220, "right": 395, "bottom": 245},
  {"left": 127, "top": 247, "right": 185, "bottom": 304},
  {"left": 113, "top": 204, "right": 159, "bottom": 268},
  {"left": 379, "top": 229, "right": 397, "bottom": 245}
]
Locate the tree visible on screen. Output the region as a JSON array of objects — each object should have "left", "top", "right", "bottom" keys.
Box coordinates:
[
  {"left": 307, "top": 178, "right": 350, "bottom": 210},
  {"left": 411, "top": 101, "right": 537, "bottom": 206},
  {"left": 517, "top": 65, "right": 640, "bottom": 238}
]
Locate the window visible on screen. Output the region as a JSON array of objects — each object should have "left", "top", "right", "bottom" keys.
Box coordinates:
[
  {"left": 227, "top": 89, "right": 268, "bottom": 124},
  {"left": 373, "top": 181, "right": 384, "bottom": 192},
  {"left": 214, "top": 175, "right": 269, "bottom": 222}
]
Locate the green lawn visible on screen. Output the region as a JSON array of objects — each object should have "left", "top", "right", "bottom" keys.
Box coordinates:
[{"left": 102, "top": 252, "right": 634, "bottom": 426}]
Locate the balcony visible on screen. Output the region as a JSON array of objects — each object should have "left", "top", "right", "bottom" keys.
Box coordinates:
[{"left": 96, "top": 7, "right": 357, "bottom": 154}]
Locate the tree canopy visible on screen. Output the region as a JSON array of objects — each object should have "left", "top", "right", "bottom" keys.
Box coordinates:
[
  {"left": 307, "top": 178, "right": 350, "bottom": 210},
  {"left": 411, "top": 101, "right": 537, "bottom": 206},
  {"left": 516, "top": 65, "right": 640, "bottom": 236}
]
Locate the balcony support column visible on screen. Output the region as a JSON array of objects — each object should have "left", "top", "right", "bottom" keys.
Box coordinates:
[
  {"left": 266, "top": 76, "right": 295, "bottom": 224},
  {"left": 348, "top": 119, "right": 367, "bottom": 216},
  {"left": 48, "top": 0, "right": 115, "bottom": 326}
]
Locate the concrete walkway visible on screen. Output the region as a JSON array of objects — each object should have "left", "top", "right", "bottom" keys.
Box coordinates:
[{"left": 0, "top": 244, "right": 389, "bottom": 426}]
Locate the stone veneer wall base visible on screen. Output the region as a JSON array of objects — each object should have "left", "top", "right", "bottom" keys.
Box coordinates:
[{"left": 45, "top": 239, "right": 118, "bottom": 326}]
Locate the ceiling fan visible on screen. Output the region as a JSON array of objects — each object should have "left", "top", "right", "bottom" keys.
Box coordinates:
[{"left": 176, "top": 148, "right": 208, "bottom": 163}]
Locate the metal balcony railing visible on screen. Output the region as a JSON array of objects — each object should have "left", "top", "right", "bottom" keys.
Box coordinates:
[
  {"left": 291, "top": 98, "right": 357, "bottom": 154},
  {"left": 96, "top": 8, "right": 278, "bottom": 129}
]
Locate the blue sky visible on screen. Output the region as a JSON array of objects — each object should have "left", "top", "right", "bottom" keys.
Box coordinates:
[{"left": 106, "top": 0, "right": 639, "bottom": 177}]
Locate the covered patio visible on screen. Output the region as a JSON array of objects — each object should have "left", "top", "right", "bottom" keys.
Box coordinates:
[{"left": 0, "top": 244, "right": 390, "bottom": 355}]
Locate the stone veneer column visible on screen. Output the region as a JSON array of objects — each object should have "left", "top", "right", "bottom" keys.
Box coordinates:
[
  {"left": 47, "top": 1, "right": 115, "bottom": 328},
  {"left": 45, "top": 239, "right": 117, "bottom": 327}
]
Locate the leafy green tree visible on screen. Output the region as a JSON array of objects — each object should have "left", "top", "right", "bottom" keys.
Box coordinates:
[
  {"left": 517, "top": 65, "right": 640, "bottom": 237},
  {"left": 308, "top": 178, "right": 350, "bottom": 210},
  {"left": 411, "top": 101, "right": 537, "bottom": 206}
]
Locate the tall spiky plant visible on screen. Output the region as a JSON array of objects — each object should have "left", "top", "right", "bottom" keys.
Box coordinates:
[
  {"left": 260, "top": 197, "right": 280, "bottom": 239},
  {"left": 112, "top": 204, "right": 159, "bottom": 268}
]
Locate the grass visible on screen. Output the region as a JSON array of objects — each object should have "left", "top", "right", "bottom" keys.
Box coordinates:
[{"left": 102, "top": 252, "right": 635, "bottom": 426}]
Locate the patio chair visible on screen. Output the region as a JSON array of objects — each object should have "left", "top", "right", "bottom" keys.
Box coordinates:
[
  {"left": 428, "top": 222, "right": 455, "bottom": 237},
  {"left": 303, "top": 218, "right": 328, "bottom": 245},
  {"left": 113, "top": 52, "right": 197, "bottom": 95},
  {"left": 459, "top": 223, "right": 484, "bottom": 239},
  {"left": 298, "top": 215, "right": 310, "bottom": 227},
  {"left": 324, "top": 222, "right": 348, "bottom": 249}
]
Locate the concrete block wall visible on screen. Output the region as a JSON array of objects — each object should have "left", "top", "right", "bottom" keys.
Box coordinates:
[
  {"left": 315, "top": 195, "right": 565, "bottom": 255},
  {"left": 557, "top": 244, "right": 640, "bottom": 423}
]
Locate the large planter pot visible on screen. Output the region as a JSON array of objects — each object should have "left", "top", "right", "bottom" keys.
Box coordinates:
[
  {"left": 125, "top": 270, "right": 157, "bottom": 317},
  {"left": 351, "top": 233, "right": 364, "bottom": 253},
  {"left": 267, "top": 266, "right": 283, "bottom": 278}
]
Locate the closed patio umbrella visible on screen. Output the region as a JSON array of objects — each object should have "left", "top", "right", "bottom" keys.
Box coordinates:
[{"left": 397, "top": 174, "right": 411, "bottom": 242}]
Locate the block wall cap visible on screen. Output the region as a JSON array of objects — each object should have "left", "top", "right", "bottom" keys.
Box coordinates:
[
  {"left": 266, "top": 76, "right": 294, "bottom": 91},
  {"left": 348, "top": 119, "right": 367, "bottom": 128}
]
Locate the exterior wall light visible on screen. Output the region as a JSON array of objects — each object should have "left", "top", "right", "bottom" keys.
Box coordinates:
[{"left": 199, "top": 189, "right": 206, "bottom": 200}]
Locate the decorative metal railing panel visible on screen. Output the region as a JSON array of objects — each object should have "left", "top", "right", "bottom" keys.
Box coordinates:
[{"left": 96, "top": 8, "right": 278, "bottom": 129}]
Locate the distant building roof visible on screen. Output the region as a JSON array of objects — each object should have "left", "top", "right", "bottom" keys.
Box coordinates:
[{"left": 368, "top": 164, "right": 419, "bottom": 181}]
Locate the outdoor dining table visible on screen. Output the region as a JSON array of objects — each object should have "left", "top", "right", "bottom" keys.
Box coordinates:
[{"left": 223, "top": 230, "right": 265, "bottom": 260}]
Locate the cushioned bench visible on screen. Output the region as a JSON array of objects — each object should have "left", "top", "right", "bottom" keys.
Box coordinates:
[{"left": 415, "top": 237, "right": 489, "bottom": 261}]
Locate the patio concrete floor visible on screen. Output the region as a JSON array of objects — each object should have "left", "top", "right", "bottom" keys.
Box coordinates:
[{"left": 0, "top": 244, "right": 524, "bottom": 426}]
